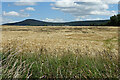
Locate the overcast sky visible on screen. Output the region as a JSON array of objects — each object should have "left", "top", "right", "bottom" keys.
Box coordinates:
[{"left": 1, "top": 0, "right": 119, "bottom": 24}]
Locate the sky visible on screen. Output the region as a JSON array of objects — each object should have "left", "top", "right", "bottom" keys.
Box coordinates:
[{"left": 1, "top": 0, "right": 119, "bottom": 24}]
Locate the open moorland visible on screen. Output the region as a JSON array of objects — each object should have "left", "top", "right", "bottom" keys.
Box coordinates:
[{"left": 0, "top": 26, "right": 119, "bottom": 79}]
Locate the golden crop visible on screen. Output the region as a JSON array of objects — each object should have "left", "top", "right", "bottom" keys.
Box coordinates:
[
  {"left": 1, "top": 26, "right": 119, "bottom": 78},
  {"left": 1, "top": 26, "right": 119, "bottom": 56}
]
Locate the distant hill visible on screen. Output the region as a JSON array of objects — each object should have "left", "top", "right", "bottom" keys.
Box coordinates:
[{"left": 3, "top": 19, "right": 109, "bottom": 26}]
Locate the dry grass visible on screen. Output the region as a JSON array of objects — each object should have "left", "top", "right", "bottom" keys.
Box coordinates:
[
  {"left": 0, "top": 26, "right": 119, "bottom": 79},
  {"left": 1, "top": 26, "right": 119, "bottom": 53}
]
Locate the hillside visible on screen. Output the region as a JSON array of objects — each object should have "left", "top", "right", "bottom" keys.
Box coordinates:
[{"left": 3, "top": 19, "right": 109, "bottom": 26}]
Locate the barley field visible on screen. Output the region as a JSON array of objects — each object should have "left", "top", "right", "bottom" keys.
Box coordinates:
[{"left": 0, "top": 26, "right": 119, "bottom": 79}]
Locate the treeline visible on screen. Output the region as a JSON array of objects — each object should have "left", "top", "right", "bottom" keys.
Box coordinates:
[{"left": 105, "top": 14, "right": 120, "bottom": 26}]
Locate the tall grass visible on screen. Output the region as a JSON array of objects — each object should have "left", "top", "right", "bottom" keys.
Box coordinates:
[
  {"left": 1, "top": 44, "right": 119, "bottom": 79},
  {"left": 1, "top": 26, "right": 119, "bottom": 79}
]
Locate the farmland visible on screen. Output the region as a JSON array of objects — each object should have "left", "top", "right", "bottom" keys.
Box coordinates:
[{"left": 0, "top": 26, "right": 119, "bottom": 79}]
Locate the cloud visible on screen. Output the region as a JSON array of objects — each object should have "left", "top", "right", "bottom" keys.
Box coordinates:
[
  {"left": 75, "top": 18, "right": 82, "bottom": 21},
  {"left": 26, "top": 7, "right": 35, "bottom": 11},
  {"left": 90, "top": 10, "right": 117, "bottom": 16},
  {"left": 19, "top": 0, "right": 56, "bottom": 2},
  {"left": 3, "top": 11, "right": 19, "bottom": 16},
  {"left": 103, "top": 0, "right": 119, "bottom": 4},
  {"left": 3, "top": 11, "right": 30, "bottom": 17},
  {"left": 42, "top": 18, "right": 64, "bottom": 22},
  {"left": 20, "top": 7, "right": 35, "bottom": 12},
  {"left": 1, "top": 18, "right": 16, "bottom": 24},
  {"left": 20, "top": 9, "right": 25, "bottom": 12},
  {"left": 14, "top": 2, "right": 36, "bottom": 6},
  {"left": 2, "top": 0, "right": 119, "bottom": 3},
  {"left": 5, "top": 0, "right": 56, "bottom": 2},
  {"left": 74, "top": 16, "right": 104, "bottom": 21},
  {"left": 51, "top": 0, "right": 118, "bottom": 20},
  {"left": 52, "top": 0, "right": 119, "bottom": 4},
  {"left": 85, "top": 18, "right": 104, "bottom": 21}
]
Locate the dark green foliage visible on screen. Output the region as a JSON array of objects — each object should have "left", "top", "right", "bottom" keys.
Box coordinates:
[
  {"left": 106, "top": 14, "right": 120, "bottom": 26},
  {"left": 117, "top": 14, "right": 120, "bottom": 25},
  {"left": 110, "top": 15, "right": 118, "bottom": 25}
]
